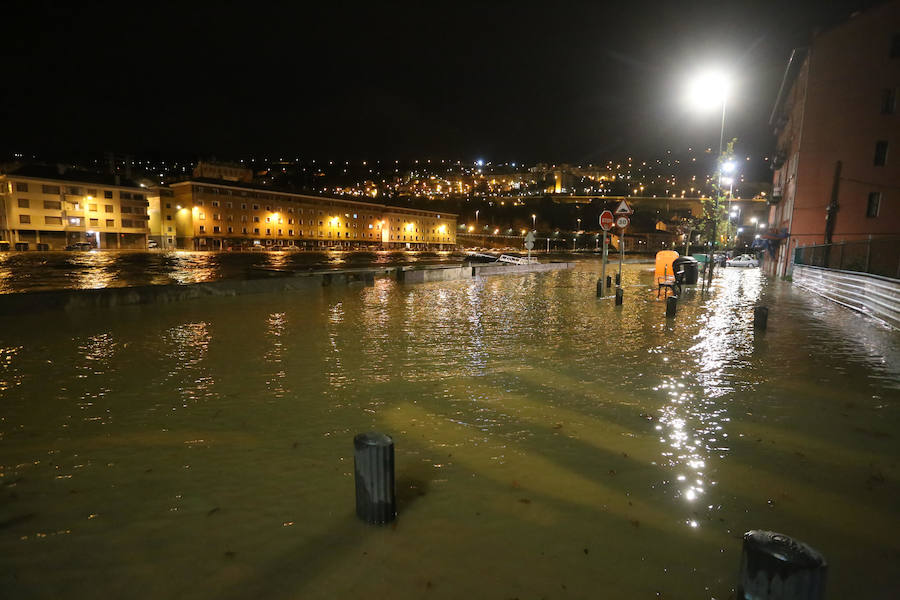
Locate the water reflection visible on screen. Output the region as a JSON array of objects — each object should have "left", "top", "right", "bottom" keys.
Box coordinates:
[
  {"left": 0, "top": 250, "right": 470, "bottom": 294},
  {"left": 0, "top": 345, "right": 23, "bottom": 395},
  {"left": 161, "top": 322, "right": 214, "bottom": 405},
  {"left": 264, "top": 313, "right": 288, "bottom": 398},
  {"left": 651, "top": 269, "right": 763, "bottom": 524}
]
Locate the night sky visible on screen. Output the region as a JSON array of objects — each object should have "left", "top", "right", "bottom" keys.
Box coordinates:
[{"left": 2, "top": 0, "right": 877, "bottom": 162}]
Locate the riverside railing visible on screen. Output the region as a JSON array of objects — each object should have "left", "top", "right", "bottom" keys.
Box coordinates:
[{"left": 794, "top": 237, "right": 900, "bottom": 280}]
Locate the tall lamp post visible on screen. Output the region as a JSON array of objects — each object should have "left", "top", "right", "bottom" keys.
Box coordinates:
[{"left": 687, "top": 70, "right": 730, "bottom": 288}]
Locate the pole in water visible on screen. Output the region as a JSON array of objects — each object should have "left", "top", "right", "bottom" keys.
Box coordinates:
[
  {"left": 353, "top": 432, "right": 396, "bottom": 525},
  {"left": 666, "top": 296, "right": 677, "bottom": 318},
  {"left": 596, "top": 278, "right": 603, "bottom": 297},
  {"left": 754, "top": 306, "right": 769, "bottom": 330},
  {"left": 600, "top": 230, "right": 609, "bottom": 290},
  {"left": 615, "top": 287, "right": 623, "bottom": 306},
  {"left": 615, "top": 272, "right": 621, "bottom": 286},
  {"left": 737, "top": 530, "right": 827, "bottom": 600},
  {"left": 364, "top": 273, "right": 375, "bottom": 287},
  {"left": 606, "top": 275, "right": 612, "bottom": 289}
]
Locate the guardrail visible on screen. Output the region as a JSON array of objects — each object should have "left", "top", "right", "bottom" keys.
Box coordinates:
[{"left": 794, "top": 237, "right": 900, "bottom": 280}]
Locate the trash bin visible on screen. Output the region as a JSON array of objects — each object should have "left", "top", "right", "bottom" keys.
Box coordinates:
[{"left": 673, "top": 256, "right": 699, "bottom": 285}]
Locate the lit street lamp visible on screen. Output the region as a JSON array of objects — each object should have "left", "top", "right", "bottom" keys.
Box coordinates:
[
  {"left": 531, "top": 213, "right": 536, "bottom": 230},
  {"left": 687, "top": 68, "right": 730, "bottom": 287}
]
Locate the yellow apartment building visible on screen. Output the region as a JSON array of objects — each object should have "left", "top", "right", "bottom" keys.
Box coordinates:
[
  {"left": 0, "top": 165, "right": 150, "bottom": 250},
  {"left": 149, "top": 179, "right": 457, "bottom": 250}
]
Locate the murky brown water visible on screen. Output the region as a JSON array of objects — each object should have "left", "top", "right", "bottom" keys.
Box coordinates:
[
  {"left": 0, "top": 250, "right": 472, "bottom": 294},
  {"left": 0, "top": 263, "right": 897, "bottom": 599}
]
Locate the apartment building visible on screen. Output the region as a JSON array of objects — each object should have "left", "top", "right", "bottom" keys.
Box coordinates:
[
  {"left": 149, "top": 179, "right": 456, "bottom": 250},
  {"left": 767, "top": 1, "right": 900, "bottom": 277},
  {"left": 0, "top": 165, "right": 150, "bottom": 250}
]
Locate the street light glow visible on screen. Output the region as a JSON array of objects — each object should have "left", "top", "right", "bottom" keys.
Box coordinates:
[
  {"left": 722, "top": 161, "right": 737, "bottom": 173},
  {"left": 686, "top": 70, "right": 730, "bottom": 110}
]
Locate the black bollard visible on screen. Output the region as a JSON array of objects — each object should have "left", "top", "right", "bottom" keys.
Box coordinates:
[
  {"left": 666, "top": 296, "right": 677, "bottom": 318},
  {"left": 353, "top": 432, "right": 396, "bottom": 525},
  {"left": 596, "top": 278, "right": 603, "bottom": 297},
  {"left": 754, "top": 306, "right": 769, "bottom": 330},
  {"left": 737, "top": 530, "right": 827, "bottom": 600},
  {"left": 615, "top": 287, "right": 623, "bottom": 306},
  {"left": 615, "top": 272, "right": 621, "bottom": 286},
  {"left": 364, "top": 273, "right": 375, "bottom": 287},
  {"left": 606, "top": 275, "right": 612, "bottom": 289}
]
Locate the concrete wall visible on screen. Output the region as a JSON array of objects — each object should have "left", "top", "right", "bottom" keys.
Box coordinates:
[
  {"left": 793, "top": 264, "right": 900, "bottom": 329},
  {"left": 473, "top": 262, "right": 573, "bottom": 276}
]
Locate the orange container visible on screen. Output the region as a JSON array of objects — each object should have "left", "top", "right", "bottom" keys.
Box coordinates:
[{"left": 655, "top": 250, "right": 680, "bottom": 280}]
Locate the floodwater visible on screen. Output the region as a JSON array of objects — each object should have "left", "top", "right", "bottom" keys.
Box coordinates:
[
  {"left": 0, "top": 263, "right": 897, "bottom": 599},
  {"left": 0, "top": 250, "right": 469, "bottom": 294}
]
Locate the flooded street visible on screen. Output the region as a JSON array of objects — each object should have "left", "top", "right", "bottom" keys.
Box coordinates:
[
  {"left": 0, "top": 263, "right": 897, "bottom": 599},
  {"left": 0, "top": 250, "right": 468, "bottom": 294}
]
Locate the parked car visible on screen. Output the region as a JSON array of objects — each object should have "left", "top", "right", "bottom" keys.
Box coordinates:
[
  {"left": 728, "top": 254, "right": 759, "bottom": 268},
  {"left": 65, "top": 242, "right": 94, "bottom": 251},
  {"left": 147, "top": 239, "right": 159, "bottom": 249}
]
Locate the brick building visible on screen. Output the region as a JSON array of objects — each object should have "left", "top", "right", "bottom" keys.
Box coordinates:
[{"left": 767, "top": 1, "right": 900, "bottom": 277}]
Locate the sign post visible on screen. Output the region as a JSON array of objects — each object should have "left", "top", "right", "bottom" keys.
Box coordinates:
[
  {"left": 614, "top": 201, "right": 633, "bottom": 292},
  {"left": 616, "top": 216, "right": 629, "bottom": 287},
  {"left": 599, "top": 210, "right": 614, "bottom": 292}
]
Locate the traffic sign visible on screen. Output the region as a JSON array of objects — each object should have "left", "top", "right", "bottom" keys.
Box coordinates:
[
  {"left": 615, "top": 200, "right": 633, "bottom": 215},
  {"left": 599, "top": 210, "right": 614, "bottom": 231},
  {"left": 616, "top": 216, "right": 629, "bottom": 228}
]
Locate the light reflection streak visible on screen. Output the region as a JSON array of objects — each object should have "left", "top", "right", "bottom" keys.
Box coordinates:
[
  {"left": 0, "top": 346, "right": 23, "bottom": 398},
  {"left": 69, "top": 252, "right": 117, "bottom": 290},
  {"left": 264, "top": 312, "right": 288, "bottom": 399},
  {"left": 654, "top": 269, "right": 762, "bottom": 522},
  {"left": 74, "top": 333, "right": 117, "bottom": 422},
  {"left": 161, "top": 322, "right": 215, "bottom": 405}
]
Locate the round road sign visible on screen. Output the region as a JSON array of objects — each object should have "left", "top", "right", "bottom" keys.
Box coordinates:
[{"left": 616, "top": 216, "right": 629, "bottom": 228}]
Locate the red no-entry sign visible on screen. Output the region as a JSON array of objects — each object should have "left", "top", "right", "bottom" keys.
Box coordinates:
[{"left": 600, "top": 210, "right": 614, "bottom": 231}]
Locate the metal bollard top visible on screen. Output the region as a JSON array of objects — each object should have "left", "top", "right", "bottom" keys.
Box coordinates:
[
  {"left": 743, "top": 530, "right": 826, "bottom": 569},
  {"left": 354, "top": 432, "right": 394, "bottom": 448}
]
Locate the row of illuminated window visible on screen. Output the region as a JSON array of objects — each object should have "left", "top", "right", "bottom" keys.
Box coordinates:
[
  {"left": 13, "top": 182, "right": 145, "bottom": 200},
  {"left": 188, "top": 195, "right": 449, "bottom": 222},
  {"left": 192, "top": 225, "right": 451, "bottom": 241},
  {"left": 16, "top": 198, "right": 147, "bottom": 213},
  {"left": 17, "top": 215, "right": 146, "bottom": 228}
]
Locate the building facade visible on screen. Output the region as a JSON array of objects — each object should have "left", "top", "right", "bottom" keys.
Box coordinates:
[
  {"left": 767, "top": 2, "right": 900, "bottom": 277},
  {"left": 149, "top": 179, "right": 457, "bottom": 250},
  {"left": 0, "top": 166, "right": 150, "bottom": 250}
]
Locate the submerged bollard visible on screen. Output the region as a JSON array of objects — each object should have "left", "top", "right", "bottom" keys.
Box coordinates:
[
  {"left": 737, "top": 530, "right": 827, "bottom": 600},
  {"left": 606, "top": 275, "right": 612, "bottom": 289},
  {"left": 754, "top": 306, "right": 769, "bottom": 330},
  {"left": 615, "top": 272, "right": 621, "bottom": 286},
  {"left": 353, "top": 432, "right": 396, "bottom": 525},
  {"left": 615, "top": 287, "right": 623, "bottom": 306},
  {"left": 364, "top": 273, "right": 375, "bottom": 287},
  {"left": 666, "top": 296, "right": 677, "bottom": 318},
  {"left": 596, "top": 278, "right": 603, "bottom": 297}
]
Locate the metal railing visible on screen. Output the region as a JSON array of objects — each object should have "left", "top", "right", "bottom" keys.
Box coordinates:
[{"left": 794, "top": 237, "right": 900, "bottom": 279}]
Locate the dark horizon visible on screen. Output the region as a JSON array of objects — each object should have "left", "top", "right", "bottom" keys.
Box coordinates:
[{"left": 2, "top": 0, "right": 878, "bottom": 162}]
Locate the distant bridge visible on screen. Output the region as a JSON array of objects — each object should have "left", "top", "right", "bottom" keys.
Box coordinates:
[{"left": 496, "top": 194, "right": 767, "bottom": 218}]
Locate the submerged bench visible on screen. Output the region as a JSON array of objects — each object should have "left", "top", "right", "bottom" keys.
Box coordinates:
[{"left": 657, "top": 268, "right": 685, "bottom": 298}]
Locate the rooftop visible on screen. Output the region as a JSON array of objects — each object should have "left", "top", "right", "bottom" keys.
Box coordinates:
[{"left": 3, "top": 164, "right": 143, "bottom": 189}]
